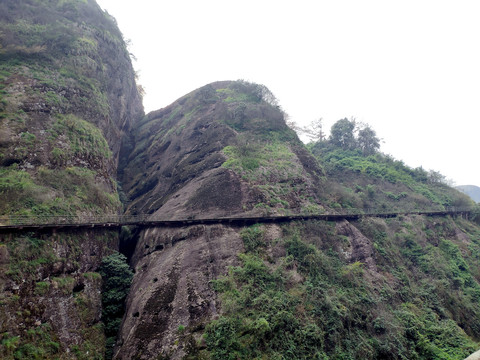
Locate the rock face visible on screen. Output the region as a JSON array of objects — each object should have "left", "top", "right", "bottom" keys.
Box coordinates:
[
  {"left": 115, "top": 81, "right": 329, "bottom": 358},
  {"left": 121, "top": 81, "right": 324, "bottom": 218},
  {"left": 116, "top": 80, "right": 480, "bottom": 359},
  {"left": 116, "top": 224, "right": 244, "bottom": 359},
  {"left": 0, "top": 230, "right": 118, "bottom": 356},
  {"left": 0, "top": 0, "right": 143, "bottom": 358},
  {"left": 2, "top": 3, "right": 480, "bottom": 359},
  {"left": 336, "top": 219, "right": 377, "bottom": 271}
]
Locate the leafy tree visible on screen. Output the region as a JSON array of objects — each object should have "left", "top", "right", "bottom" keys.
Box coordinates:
[
  {"left": 329, "top": 118, "right": 356, "bottom": 149},
  {"left": 427, "top": 169, "right": 450, "bottom": 185},
  {"left": 357, "top": 125, "right": 380, "bottom": 155},
  {"left": 99, "top": 252, "right": 133, "bottom": 359},
  {"left": 325, "top": 118, "right": 381, "bottom": 155}
]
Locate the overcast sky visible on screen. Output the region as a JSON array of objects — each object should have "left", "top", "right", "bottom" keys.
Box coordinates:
[{"left": 97, "top": 0, "right": 479, "bottom": 186}]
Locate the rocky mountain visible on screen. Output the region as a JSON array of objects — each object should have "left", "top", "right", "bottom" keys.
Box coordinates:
[
  {"left": 457, "top": 185, "right": 480, "bottom": 203},
  {"left": 113, "top": 82, "right": 480, "bottom": 359},
  {"left": 120, "top": 81, "right": 323, "bottom": 219},
  {"left": 0, "top": 0, "right": 143, "bottom": 358},
  {"left": 2, "top": 1, "right": 480, "bottom": 360},
  {"left": 115, "top": 81, "right": 327, "bottom": 359}
]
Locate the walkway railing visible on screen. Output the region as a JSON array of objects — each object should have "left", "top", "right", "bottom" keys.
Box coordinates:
[
  {"left": 0, "top": 214, "right": 146, "bottom": 226},
  {"left": 0, "top": 206, "right": 473, "bottom": 231}
]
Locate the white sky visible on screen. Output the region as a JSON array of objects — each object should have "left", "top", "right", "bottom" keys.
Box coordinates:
[{"left": 97, "top": 0, "right": 480, "bottom": 186}]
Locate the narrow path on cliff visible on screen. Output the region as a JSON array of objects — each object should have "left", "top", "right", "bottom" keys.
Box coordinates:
[{"left": 0, "top": 207, "right": 473, "bottom": 232}]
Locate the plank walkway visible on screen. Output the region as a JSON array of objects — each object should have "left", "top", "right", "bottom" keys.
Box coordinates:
[{"left": 0, "top": 207, "right": 472, "bottom": 232}]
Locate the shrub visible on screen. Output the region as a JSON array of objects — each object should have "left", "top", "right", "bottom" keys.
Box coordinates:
[{"left": 240, "top": 225, "right": 264, "bottom": 252}]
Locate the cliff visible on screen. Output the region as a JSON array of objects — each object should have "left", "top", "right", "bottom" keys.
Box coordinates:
[
  {"left": 116, "top": 81, "right": 480, "bottom": 359},
  {"left": 1, "top": 2, "right": 480, "bottom": 359},
  {"left": 115, "top": 81, "right": 328, "bottom": 359},
  {"left": 120, "top": 81, "right": 324, "bottom": 219},
  {"left": 0, "top": 0, "right": 143, "bottom": 358}
]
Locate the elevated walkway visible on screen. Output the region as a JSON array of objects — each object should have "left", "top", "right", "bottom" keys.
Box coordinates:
[{"left": 0, "top": 207, "right": 472, "bottom": 232}]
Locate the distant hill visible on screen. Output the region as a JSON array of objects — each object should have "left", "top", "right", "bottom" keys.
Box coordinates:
[{"left": 456, "top": 185, "right": 480, "bottom": 202}]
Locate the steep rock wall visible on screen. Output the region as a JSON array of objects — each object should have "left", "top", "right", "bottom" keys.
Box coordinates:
[
  {"left": 116, "top": 81, "right": 331, "bottom": 358},
  {"left": 116, "top": 224, "right": 244, "bottom": 359},
  {"left": 0, "top": 0, "right": 143, "bottom": 358},
  {"left": 117, "top": 81, "right": 480, "bottom": 359},
  {"left": 121, "top": 81, "right": 324, "bottom": 218}
]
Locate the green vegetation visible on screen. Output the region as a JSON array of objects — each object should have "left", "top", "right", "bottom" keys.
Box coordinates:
[
  {"left": 222, "top": 139, "right": 317, "bottom": 214},
  {"left": 215, "top": 81, "right": 294, "bottom": 138},
  {"left": 303, "top": 117, "right": 380, "bottom": 155},
  {"left": 328, "top": 118, "right": 380, "bottom": 155},
  {"left": 47, "top": 114, "right": 112, "bottom": 164},
  {"left": 216, "top": 87, "right": 260, "bottom": 103},
  {"left": 0, "top": 230, "right": 111, "bottom": 359},
  {"left": 240, "top": 225, "right": 265, "bottom": 253},
  {"left": 0, "top": 0, "right": 126, "bottom": 61},
  {"left": 223, "top": 140, "right": 297, "bottom": 176},
  {"left": 316, "top": 148, "right": 471, "bottom": 210},
  {"left": 0, "top": 165, "right": 120, "bottom": 217},
  {"left": 2, "top": 229, "right": 116, "bottom": 282},
  {"left": 308, "top": 119, "right": 472, "bottom": 212},
  {"left": 99, "top": 252, "right": 133, "bottom": 359},
  {"left": 0, "top": 0, "right": 133, "bottom": 220},
  {"left": 3, "top": 2, "right": 478, "bottom": 356},
  {"left": 3, "top": 233, "right": 55, "bottom": 282},
  {"left": 0, "top": 0, "right": 141, "bottom": 358},
  {"left": 0, "top": 324, "right": 60, "bottom": 359},
  {"left": 201, "top": 220, "right": 479, "bottom": 359}
]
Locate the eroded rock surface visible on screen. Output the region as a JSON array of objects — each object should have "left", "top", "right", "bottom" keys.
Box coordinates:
[
  {"left": 0, "top": 0, "right": 143, "bottom": 357},
  {"left": 336, "top": 219, "right": 377, "bottom": 271},
  {"left": 116, "top": 225, "right": 243, "bottom": 359},
  {"left": 115, "top": 81, "right": 328, "bottom": 358}
]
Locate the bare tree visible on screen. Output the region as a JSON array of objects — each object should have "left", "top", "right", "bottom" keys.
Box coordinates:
[
  {"left": 302, "top": 118, "right": 326, "bottom": 142},
  {"left": 285, "top": 116, "right": 302, "bottom": 133}
]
